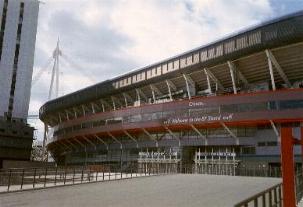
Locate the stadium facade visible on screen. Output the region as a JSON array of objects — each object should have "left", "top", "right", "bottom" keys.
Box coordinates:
[
  {"left": 40, "top": 11, "right": 303, "bottom": 171},
  {"left": 0, "top": 0, "right": 39, "bottom": 167}
]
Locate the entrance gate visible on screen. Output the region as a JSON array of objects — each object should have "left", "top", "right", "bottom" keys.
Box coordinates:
[
  {"left": 194, "top": 148, "right": 239, "bottom": 176},
  {"left": 137, "top": 149, "right": 180, "bottom": 174}
]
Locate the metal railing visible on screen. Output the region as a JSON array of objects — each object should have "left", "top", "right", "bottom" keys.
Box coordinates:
[
  {"left": 2, "top": 161, "right": 303, "bottom": 207},
  {"left": 0, "top": 162, "right": 178, "bottom": 193},
  {"left": 234, "top": 183, "right": 282, "bottom": 207},
  {"left": 296, "top": 167, "right": 303, "bottom": 204},
  {"left": 182, "top": 163, "right": 282, "bottom": 177},
  {"left": 181, "top": 163, "right": 303, "bottom": 206}
]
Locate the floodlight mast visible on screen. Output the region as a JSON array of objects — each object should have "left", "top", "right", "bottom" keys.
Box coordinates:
[
  {"left": 43, "top": 38, "right": 62, "bottom": 161},
  {"left": 48, "top": 38, "right": 62, "bottom": 100}
]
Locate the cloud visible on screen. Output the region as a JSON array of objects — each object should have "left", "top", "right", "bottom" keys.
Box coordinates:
[
  {"left": 109, "top": 0, "right": 273, "bottom": 64},
  {"left": 31, "top": 0, "right": 295, "bottom": 141}
]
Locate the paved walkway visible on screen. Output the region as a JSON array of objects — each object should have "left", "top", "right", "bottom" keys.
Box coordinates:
[{"left": 0, "top": 174, "right": 281, "bottom": 207}]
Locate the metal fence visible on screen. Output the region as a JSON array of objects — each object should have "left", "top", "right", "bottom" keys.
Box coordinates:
[
  {"left": 296, "top": 167, "right": 303, "bottom": 204},
  {"left": 181, "top": 163, "right": 303, "bottom": 206},
  {"left": 0, "top": 162, "right": 178, "bottom": 193},
  {"left": 234, "top": 183, "right": 282, "bottom": 207},
  {"left": 181, "top": 163, "right": 282, "bottom": 177},
  {"left": 2, "top": 162, "right": 303, "bottom": 207}
]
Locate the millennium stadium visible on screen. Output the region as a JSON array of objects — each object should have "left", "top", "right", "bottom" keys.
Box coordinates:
[{"left": 40, "top": 11, "right": 303, "bottom": 173}]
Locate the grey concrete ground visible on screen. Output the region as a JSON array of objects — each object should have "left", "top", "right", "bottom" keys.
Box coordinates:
[{"left": 0, "top": 174, "right": 281, "bottom": 207}]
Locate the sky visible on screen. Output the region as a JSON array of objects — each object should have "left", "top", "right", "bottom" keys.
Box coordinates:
[{"left": 28, "top": 0, "right": 303, "bottom": 141}]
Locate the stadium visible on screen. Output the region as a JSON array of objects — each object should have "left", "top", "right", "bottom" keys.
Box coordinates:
[{"left": 40, "top": 11, "right": 303, "bottom": 173}]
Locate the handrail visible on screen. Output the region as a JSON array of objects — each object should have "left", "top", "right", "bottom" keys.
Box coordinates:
[
  {"left": 0, "top": 162, "right": 175, "bottom": 193},
  {"left": 234, "top": 183, "right": 282, "bottom": 207}
]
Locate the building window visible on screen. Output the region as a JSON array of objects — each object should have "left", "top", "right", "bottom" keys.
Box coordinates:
[
  {"left": 0, "top": 0, "right": 9, "bottom": 60},
  {"left": 258, "top": 142, "right": 266, "bottom": 147},
  {"left": 267, "top": 141, "right": 278, "bottom": 146},
  {"left": 7, "top": 2, "right": 25, "bottom": 118},
  {"left": 242, "top": 146, "right": 256, "bottom": 155}
]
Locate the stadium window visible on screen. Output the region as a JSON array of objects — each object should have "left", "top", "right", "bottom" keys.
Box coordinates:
[
  {"left": 168, "top": 62, "right": 173, "bottom": 71},
  {"left": 267, "top": 141, "right": 277, "bottom": 146},
  {"left": 200, "top": 50, "right": 207, "bottom": 61},
  {"left": 208, "top": 48, "right": 215, "bottom": 59},
  {"left": 156, "top": 66, "right": 161, "bottom": 74},
  {"left": 174, "top": 60, "right": 179, "bottom": 69},
  {"left": 242, "top": 146, "right": 256, "bottom": 154},
  {"left": 142, "top": 72, "right": 145, "bottom": 80},
  {"left": 258, "top": 142, "right": 266, "bottom": 147},
  {"left": 216, "top": 45, "right": 223, "bottom": 56},
  {"left": 188, "top": 55, "right": 192, "bottom": 64},
  {"left": 181, "top": 58, "right": 186, "bottom": 68},
  {"left": 193, "top": 53, "right": 199, "bottom": 63}
]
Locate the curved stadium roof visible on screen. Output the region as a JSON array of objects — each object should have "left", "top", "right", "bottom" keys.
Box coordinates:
[{"left": 39, "top": 10, "right": 303, "bottom": 121}]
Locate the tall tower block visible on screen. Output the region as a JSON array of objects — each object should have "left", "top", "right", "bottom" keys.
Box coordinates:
[{"left": 0, "top": 0, "right": 39, "bottom": 168}]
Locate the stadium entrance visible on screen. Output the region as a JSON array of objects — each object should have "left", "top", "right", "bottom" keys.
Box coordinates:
[
  {"left": 137, "top": 148, "right": 180, "bottom": 173},
  {"left": 194, "top": 147, "right": 239, "bottom": 175}
]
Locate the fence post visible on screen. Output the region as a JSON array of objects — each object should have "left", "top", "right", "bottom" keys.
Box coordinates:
[
  {"left": 54, "top": 167, "right": 58, "bottom": 185},
  {"left": 253, "top": 198, "right": 258, "bottom": 207},
  {"left": 20, "top": 169, "right": 25, "bottom": 190},
  {"left": 88, "top": 167, "right": 91, "bottom": 182},
  {"left": 73, "top": 168, "right": 75, "bottom": 184},
  {"left": 44, "top": 168, "right": 48, "bottom": 187},
  {"left": 274, "top": 187, "right": 278, "bottom": 206},
  {"left": 115, "top": 165, "right": 117, "bottom": 180},
  {"left": 103, "top": 168, "right": 104, "bottom": 181},
  {"left": 109, "top": 165, "right": 111, "bottom": 180},
  {"left": 7, "top": 169, "right": 12, "bottom": 192},
  {"left": 149, "top": 164, "right": 151, "bottom": 176},
  {"left": 63, "top": 167, "right": 67, "bottom": 185},
  {"left": 120, "top": 163, "right": 123, "bottom": 179},
  {"left": 269, "top": 189, "right": 273, "bottom": 206},
  {"left": 96, "top": 169, "right": 98, "bottom": 181},
  {"left": 33, "top": 168, "right": 37, "bottom": 188},
  {"left": 81, "top": 167, "right": 84, "bottom": 183},
  {"left": 262, "top": 194, "right": 266, "bottom": 206}
]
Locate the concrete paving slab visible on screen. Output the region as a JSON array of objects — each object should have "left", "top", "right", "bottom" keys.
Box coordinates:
[{"left": 0, "top": 174, "right": 281, "bottom": 207}]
